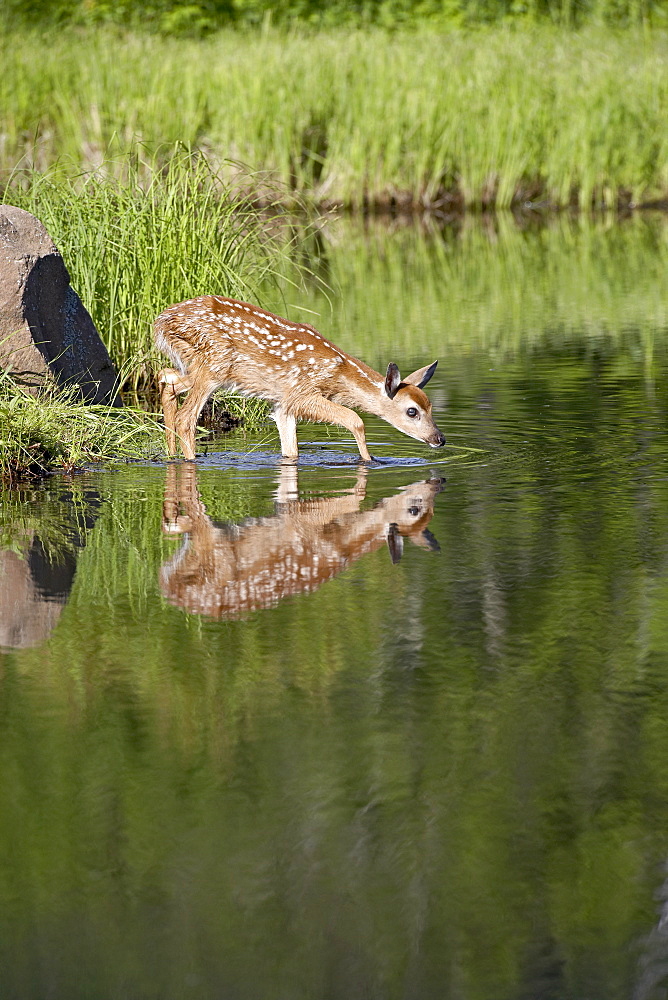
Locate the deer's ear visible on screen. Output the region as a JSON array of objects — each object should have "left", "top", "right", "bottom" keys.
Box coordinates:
[
  {"left": 403, "top": 360, "right": 438, "bottom": 390},
  {"left": 386, "top": 523, "right": 404, "bottom": 564},
  {"left": 385, "top": 363, "right": 402, "bottom": 399}
]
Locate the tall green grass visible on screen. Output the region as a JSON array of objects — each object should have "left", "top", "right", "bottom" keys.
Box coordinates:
[
  {"left": 3, "top": 151, "right": 297, "bottom": 391},
  {"left": 2, "top": 26, "right": 668, "bottom": 208},
  {"left": 3, "top": 156, "right": 668, "bottom": 476},
  {"left": 6, "top": 158, "right": 668, "bottom": 387}
]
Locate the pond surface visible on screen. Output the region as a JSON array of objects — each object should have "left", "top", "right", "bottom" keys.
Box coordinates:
[{"left": 4, "top": 213, "right": 668, "bottom": 999}]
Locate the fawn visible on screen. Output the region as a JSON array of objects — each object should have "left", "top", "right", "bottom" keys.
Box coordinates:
[
  {"left": 161, "top": 463, "right": 443, "bottom": 619},
  {"left": 155, "top": 296, "right": 446, "bottom": 461}
]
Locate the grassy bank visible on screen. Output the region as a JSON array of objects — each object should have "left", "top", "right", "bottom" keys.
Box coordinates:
[
  {"left": 0, "top": 372, "right": 165, "bottom": 481},
  {"left": 0, "top": 155, "right": 289, "bottom": 477},
  {"left": 2, "top": 25, "right": 668, "bottom": 209}
]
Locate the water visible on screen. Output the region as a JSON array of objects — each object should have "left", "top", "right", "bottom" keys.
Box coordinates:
[{"left": 3, "top": 213, "right": 668, "bottom": 999}]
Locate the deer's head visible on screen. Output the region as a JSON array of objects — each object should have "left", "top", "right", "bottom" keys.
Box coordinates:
[{"left": 380, "top": 361, "right": 446, "bottom": 448}]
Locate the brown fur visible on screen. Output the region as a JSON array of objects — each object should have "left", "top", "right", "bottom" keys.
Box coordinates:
[{"left": 155, "top": 295, "right": 446, "bottom": 461}]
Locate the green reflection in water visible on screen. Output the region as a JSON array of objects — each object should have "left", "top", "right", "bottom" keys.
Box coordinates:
[
  {"left": 2, "top": 216, "right": 668, "bottom": 999},
  {"left": 267, "top": 211, "right": 668, "bottom": 362}
]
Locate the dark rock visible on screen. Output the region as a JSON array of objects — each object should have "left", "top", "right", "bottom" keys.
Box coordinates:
[{"left": 0, "top": 205, "right": 121, "bottom": 404}]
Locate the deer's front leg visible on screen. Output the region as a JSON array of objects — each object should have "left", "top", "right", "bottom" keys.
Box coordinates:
[
  {"left": 306, "top": 397, "right": 373, "bottom": 463},
  {"left": 158, "top": 368, "right": 192, "bottom": 457},
  {"left": 173, "top": 377, "right": 219, "bottom": 461},
  {"left": 273, "top": 406, "right": 299, "bottom": 459}
]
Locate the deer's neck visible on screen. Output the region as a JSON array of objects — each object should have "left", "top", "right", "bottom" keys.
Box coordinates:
[{"left": 333, "top": 358, "right": 385, "bottom": 412}]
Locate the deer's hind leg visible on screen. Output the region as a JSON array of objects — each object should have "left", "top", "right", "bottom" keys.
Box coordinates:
[{"left": 158, "top": 368, "right": 193, "bottom": 457}]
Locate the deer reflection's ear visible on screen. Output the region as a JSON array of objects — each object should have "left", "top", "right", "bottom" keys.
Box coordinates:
[
  {"left": 408, "top": 528, "right": 441, "bottom": 553},
  {"left": 403, "top": 360, "right": 438, "bottom": 390},
  {"left": 387, "top": 522, "right": 404, "bottom": 564},
  {"left": 385, "top": 363, "right": 402, "bottom": 399},
  {"left": 421, "top": 528, "right": 440, "bottom": 552}
]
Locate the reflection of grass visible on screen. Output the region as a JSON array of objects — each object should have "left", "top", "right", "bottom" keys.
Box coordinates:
[
  {"left": 2, "top": 26, "right": 668, "bottom": 208},
  {"left": 0, "top": 477, "right": 102, "bottom": 558},
  {"left": 270, "top": 212, "right": 668, "bottom": 371},
  {"left": 1, "top": 200, "right": 668, "bottom": 1000},
  {"left": 4, "top": 397, "right": 668, "bottom": 998}
]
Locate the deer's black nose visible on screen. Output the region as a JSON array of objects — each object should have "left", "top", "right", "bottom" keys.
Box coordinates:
[{"left": 430, "top": 432, "right": 446, "bottom": 448}]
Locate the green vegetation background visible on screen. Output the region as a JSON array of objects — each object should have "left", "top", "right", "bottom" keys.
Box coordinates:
[
  {"left": 3, "top": 0, "right": 666, "bottom": 30},
  {"left": 3, "top": 23, "right": 668, "bottom": 212}
]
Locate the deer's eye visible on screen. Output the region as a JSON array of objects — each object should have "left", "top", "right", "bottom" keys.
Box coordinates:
[
  {"left": 408, "top": 506, "right": 420, "bottom": 516},
  {"left": 406, "top": 407, "right": 419, "bottom": 418}
]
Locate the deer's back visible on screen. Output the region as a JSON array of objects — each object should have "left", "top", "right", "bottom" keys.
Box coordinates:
[{"left": 155, "top": 295, "right": 351, "bottom": 401}]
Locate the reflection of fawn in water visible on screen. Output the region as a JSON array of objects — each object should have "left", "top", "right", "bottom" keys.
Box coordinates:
[{"left": 160, "top": 463, "right": 443, "bottom": 620}]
